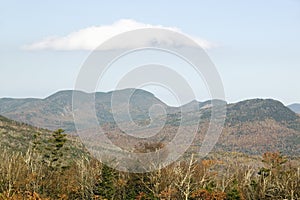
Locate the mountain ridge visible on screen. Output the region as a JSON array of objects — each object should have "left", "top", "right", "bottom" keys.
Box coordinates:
[
  {"left": 0, "top": 89, "right": 299, "bottom": 156},
  {"left": 0, "top": 89, "right": 298, "bottom": 130}
]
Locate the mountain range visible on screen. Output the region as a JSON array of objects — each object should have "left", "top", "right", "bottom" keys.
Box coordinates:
[{"left": 0, "top": 89, "right": 299, "bottom": 156}]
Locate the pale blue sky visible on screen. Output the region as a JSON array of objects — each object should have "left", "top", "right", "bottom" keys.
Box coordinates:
[{"left": 0, "top": 0, "right": 300, "bottom": 105}]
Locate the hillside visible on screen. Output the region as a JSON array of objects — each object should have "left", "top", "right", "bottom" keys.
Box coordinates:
[
  {"left": 1, "top": 89, "right": 300, "bottom": 156},
  {"left": 0, "top": 115, "right": 50, "bottom": 152},
  {"left": 0, "top": 114, "right": 86, "bottom": 163}
]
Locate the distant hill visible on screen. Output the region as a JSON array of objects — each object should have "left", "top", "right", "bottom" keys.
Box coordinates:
[
  {"left": 1, "top": 89, "right": 300, "bottom": 156},
  {"left": 288, "top": 103, "right": 300, "bottom": 114}
]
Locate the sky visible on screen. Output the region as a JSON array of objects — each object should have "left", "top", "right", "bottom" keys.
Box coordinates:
[{"left": 0, "top": 0, "right": 300, "bottom": 105}]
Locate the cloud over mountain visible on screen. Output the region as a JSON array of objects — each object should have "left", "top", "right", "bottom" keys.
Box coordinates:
[{"left": 22, "top": 19, "right": 215, "bottom": 51}]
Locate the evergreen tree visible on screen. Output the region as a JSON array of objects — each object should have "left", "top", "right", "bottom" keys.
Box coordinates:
[
  {"left": 94, "top": 164, "right": 117, "bottom": 199},
  {"left": 44, "top": 129, "right": 68, "bottom": 170}
]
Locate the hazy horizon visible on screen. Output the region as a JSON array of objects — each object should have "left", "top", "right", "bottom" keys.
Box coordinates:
[{"left": 1, "top": 0, "right": 300, "bottom": 105}]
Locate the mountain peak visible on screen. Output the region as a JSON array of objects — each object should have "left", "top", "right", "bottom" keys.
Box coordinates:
[{"left": 226, "top": 98, "right": 298, "bottom": 125}]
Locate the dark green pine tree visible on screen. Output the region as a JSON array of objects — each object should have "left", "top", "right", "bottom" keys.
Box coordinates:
[
  {"left": 94, "top": 164, "right": 117, "bottom": 199},
  {"left": 44, "top": 129, "right": 68, "bottom": 170}
]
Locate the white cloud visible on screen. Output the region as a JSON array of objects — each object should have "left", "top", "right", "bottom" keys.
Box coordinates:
[{"left": 22, "top": 19, "right": 215, "bottom": 51}]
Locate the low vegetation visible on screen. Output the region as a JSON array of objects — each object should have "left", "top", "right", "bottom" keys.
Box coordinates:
[{"left": 0, "top": 138, "right": 299, "bottom": 199}]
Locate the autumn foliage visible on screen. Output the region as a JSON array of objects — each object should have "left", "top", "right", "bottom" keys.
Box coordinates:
[{"left": 0, "top": 141, "right": 299, "bottom": 200}]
